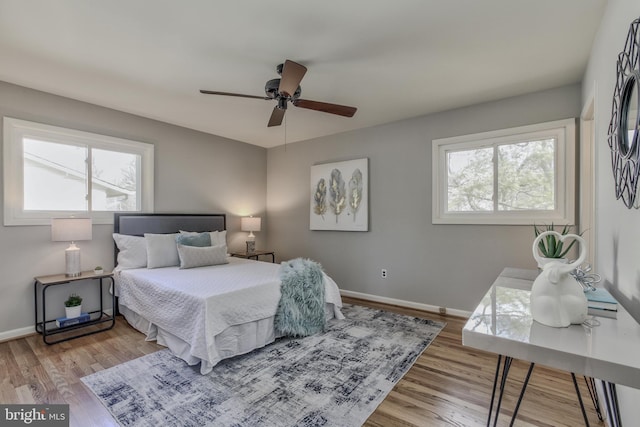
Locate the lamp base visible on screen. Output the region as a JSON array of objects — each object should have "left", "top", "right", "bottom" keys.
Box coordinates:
[
  {"left": 65, "top": 244, "right": 82, "bottom": 277},
  {"left": 246, "top": 241, "right": 256, "bottom": 254}
]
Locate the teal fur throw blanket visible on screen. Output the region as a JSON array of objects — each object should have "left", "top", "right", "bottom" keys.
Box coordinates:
[{"left": 275, "top": 258, "right": 326, "bottom": 337}]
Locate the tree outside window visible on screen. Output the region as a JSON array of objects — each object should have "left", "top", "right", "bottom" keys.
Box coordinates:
[{"left": 447, "top": 139, "right": 555, "bottom": 213}]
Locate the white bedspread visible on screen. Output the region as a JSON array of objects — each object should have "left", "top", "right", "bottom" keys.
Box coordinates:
[{"left": 116, "top": 257, "right": 343, "bottom": 368}]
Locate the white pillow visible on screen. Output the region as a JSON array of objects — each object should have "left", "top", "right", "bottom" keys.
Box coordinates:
[
  {"left": 177, "top": 243, "right": 228, "bottom": 269},
  {"left": 179, "top": 230, "right": 227, "bottom": 246},
  {"left": 145, "top": 233, "right": 180, "bottom": 268},
  {"left": 212, "top": 230, "right": 227, "bottom": 246},
  {"left": 113, "top": 233, "right": 147, "bottom": 269}
]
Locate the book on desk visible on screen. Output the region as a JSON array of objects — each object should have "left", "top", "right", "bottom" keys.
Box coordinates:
[{"left": 586, "top": 287, "right": 618, "bottom": 318}]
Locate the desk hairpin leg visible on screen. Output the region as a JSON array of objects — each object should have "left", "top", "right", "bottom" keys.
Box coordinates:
[
  {"left": 584, "top": 376, "right": 604, "bottom": 422},
  {"left": 509, "top": 362, "right": 535, "bottom": 427},
  {"left": 488, "top": 359, "right": 596, "bottom": 427},
  {"left": 488, "top": 356, "right": 535, "bottom": 427},
  {"left": 602, "top": 381, "right": 622, "bottom": 427},
  {"left": 493, "top": 356, "right": 513, "bottom": 427},
  {"left": 487, "top": 355, "right": 503, "bottom": 426},
  {"left": 610, "top": 383, "right": 622, "bottom": 427},
  {"left": 571, "top": 373, "right": 590, "bottom": 427},
  {"left": 487, "top": 355, "right": 517, "bottom": 427}
]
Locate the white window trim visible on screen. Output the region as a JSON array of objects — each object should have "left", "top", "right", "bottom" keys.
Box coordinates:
[
  {"left": 3, "top": 117, "right": 154, "bottom": 225},
  {"left": 432, "top": 119, "right": 576, "bottom": 225}
]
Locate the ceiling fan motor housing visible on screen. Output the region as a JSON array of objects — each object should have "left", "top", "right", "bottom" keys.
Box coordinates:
[{"left": 265, "top": 78, "right": 301, "bottom": 102}]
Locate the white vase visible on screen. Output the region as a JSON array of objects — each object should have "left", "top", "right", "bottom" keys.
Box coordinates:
[
  {"left": 65, "top": 305, "right": 82, "bottom": 319},
  {"left": 537, "top": 257, "right": 568, "bottom": 270},
  {"left": 531, "top": 231, "right": 588, "bottom": 327}
]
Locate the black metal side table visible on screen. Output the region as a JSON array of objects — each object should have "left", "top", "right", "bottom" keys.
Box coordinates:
[
  {"left": 230, "top": 250, "right": 276, "bottom": 263},
  {"left": 34, "top": 271, "right": 116, "bottom": 344}
]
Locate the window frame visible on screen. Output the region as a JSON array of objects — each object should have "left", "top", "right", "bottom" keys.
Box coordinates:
[
  {"left": 3, "top": 117, "right": 154, "bottom": 225},
  {"left": 432, "top": 119, "right": 576, "bottom": 225}
]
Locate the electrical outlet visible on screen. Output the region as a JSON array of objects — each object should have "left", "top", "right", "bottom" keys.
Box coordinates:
[
  {"left": 439, "top": 307, "right": 447, "bottom": 315},
  {"left": 381, "top": 269, "right": 387, "bottom": 279}
]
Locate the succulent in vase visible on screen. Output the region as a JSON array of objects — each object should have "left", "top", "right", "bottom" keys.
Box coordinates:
[
  {"left": 533, "top": 223, "right": 581, "bottom": 259},
  {"left": 64, "top": 293, "right": 83, "bottom": 307},
  {"left": 64, "top": 293, "right": 83, "bottom": 319}
]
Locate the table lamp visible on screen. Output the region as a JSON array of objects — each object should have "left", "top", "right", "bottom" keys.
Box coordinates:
[
  {"left": 51, "top": 217, "right": 93, "bottom": 277},
  {"left": 241, "top": 216, "right": 261, "bottom": 254}
]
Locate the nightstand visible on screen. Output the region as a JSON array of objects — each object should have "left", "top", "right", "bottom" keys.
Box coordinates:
[
  {"left": 34, "top": 270, "right": 116, "bottom": 345},
  {"left": 230, "top": 250, "right": 275, "bottom": 263}
]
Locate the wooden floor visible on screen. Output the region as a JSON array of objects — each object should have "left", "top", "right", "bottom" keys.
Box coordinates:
[{"left": 0, "top": 297, "right": 605, "bottom": 427}]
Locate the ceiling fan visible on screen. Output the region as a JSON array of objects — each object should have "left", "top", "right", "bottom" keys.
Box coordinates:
[{"left": 200, "top": 60, "right": 357, "bottom": 127}]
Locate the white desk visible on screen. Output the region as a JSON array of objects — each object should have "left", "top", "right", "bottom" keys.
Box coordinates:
[{"left": 463, "top": 268, "right": 640, "bottom": 426}]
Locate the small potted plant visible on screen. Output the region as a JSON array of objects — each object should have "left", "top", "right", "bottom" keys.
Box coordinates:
[
  {"left": 94, "top": 265, "right": 104, "bottom": 275},
  {"left": 64, "top": 293, "right": 83, "bottom": 319},
  {"left": 533, "top": 223, "right": 581, "bottom": 268}
]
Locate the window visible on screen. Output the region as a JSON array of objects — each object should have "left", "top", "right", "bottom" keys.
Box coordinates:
[
  {"left": 4, "top": 117, "right": 154, "bottom": 225},
  {"left": 432, "top": 119, "right": 575, "bottom": 224}
]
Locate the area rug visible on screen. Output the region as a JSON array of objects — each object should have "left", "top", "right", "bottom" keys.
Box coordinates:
[{"left": 82, "top": 304, "right": 445, "bottom": 427}]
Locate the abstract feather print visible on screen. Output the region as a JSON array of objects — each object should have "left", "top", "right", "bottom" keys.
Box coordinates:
[
  {"left": 348, "top": 168, "right": 363, "bottom": 221},
  {"left": 313, "top": 178, "right": 327, "bottom": 220},
  {"left": 329, "top": 169, "right": 346, "bottom": 223},
  {"left": 310, "top": 158, "right": 367, "bottom": 231}
]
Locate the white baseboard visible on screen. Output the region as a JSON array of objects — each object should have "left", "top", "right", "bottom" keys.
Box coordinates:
[
  {"left": 0, "top": 326, "right": 36, "bottom": 343},
  {"left": 340, "top": 290, "right": 471, "bottom": 318}
]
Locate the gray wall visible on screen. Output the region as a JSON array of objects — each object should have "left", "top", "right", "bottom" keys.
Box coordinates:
[
  {"left": 266, "top": 84, "right": 582, "bottom": 312},
  {"left": 0, "top": 81, "right": 267, "bottom": 338},
  {"left": 582, "top": 0, "right": 640, "bottom": 422}
]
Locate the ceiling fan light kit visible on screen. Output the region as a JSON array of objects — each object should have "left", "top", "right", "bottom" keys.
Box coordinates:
[{"left": 200, "top": 59, "right": 357, "bottom": 127}]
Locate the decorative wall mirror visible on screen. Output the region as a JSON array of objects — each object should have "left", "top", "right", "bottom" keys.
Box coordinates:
[{"left": 608, "top": 17, "right": 640, "bottom": 209}]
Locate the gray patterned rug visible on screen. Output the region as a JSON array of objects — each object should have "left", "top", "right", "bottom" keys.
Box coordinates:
[{"left": 82, "top": 304, "right": 445, "bottom": 427}]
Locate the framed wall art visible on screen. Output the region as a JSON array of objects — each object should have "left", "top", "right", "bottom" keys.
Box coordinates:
[
  {"left": 310, "top": 158, "right": 368, "bottom": 231},
  {"left": 608, "top": 16, "right": 640, "bottom": 209}
]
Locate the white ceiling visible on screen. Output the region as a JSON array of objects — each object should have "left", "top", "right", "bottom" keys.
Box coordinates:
[{"left": 0, "top": 0, "right": 606, "bottom": 148}]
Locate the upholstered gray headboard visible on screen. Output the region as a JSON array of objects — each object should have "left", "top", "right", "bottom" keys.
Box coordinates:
[
  {"left": 113, "top": 213, "right": 226, "bottom": 263},
  {"left": 114, "top": 213, "right": 226, "bottom": 236}
]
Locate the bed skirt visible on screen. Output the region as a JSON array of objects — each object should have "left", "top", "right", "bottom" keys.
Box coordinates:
[{"left": 119, "top": 302, "right": 342, "bottom": 374}]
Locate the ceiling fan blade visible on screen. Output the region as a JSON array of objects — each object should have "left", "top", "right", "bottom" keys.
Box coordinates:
[
  {"left": 278, "top": 60, "right": 307, "bottom": 97},
  {"left": 200, "top": 90, "right": 269, "bottom": 100},
  {"left": 293, "top": 99, "right": 357, "bottom": 117},
  {"left": 268, "top": 107, "right": 286, "bottom": 127}
]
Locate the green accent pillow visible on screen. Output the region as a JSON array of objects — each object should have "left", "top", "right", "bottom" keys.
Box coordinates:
[{"left": 175, "top": 232, "right": 211, "bottom": 247}]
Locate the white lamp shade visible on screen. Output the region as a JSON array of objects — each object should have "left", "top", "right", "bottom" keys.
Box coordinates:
[
  {"left": 51, "top": 218, "right": 93, "bottom": 242},
  {"left": 241, "top": 217, "right": 261, "bottom": 232}
]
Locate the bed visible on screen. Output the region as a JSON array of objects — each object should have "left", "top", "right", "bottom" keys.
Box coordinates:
[{"left": 112, "top": 213, "right": 344, "bottom": 374}]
